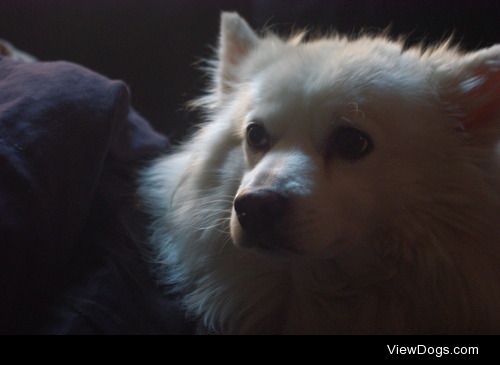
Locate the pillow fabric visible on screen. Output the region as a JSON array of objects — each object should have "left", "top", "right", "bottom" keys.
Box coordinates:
[{"left": 0, "top": 56, "right": 194, "bottom": 334}]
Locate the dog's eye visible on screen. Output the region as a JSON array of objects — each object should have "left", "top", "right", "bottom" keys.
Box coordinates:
[
  {"left": 246, "top": 123, "right": 270, "bottom": 151},
  {"left": 329, "top": 126, "right": 373, "bottom": 160}
]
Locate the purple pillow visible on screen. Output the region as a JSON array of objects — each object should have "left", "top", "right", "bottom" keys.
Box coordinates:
[{"left": 0, "top": 56, "right": 192, "bottom": 334}]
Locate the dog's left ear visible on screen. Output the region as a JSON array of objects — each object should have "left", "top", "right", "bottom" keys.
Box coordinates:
[
  {"left": 217, "top": 12, "right": 259, "bottom": 97},
  {"left": 440, "top": 45, "right": 500, "bottom": 137}
]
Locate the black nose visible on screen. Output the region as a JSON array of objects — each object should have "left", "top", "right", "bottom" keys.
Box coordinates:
[{"left": 234, "top": 189, "right": 288, "bottom": 234}]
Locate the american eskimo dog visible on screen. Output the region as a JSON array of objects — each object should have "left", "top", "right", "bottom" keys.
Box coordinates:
[{"left": 139, "top": 12, "right": 500, "bottom": 334}]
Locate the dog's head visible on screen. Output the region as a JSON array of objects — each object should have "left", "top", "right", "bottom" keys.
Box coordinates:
[{"left": 202, "top": 13, "right": 500, "bottom": 260}]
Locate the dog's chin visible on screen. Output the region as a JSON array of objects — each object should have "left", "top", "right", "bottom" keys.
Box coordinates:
[
  {"left": 231, "top": 225, "right": 354, "bottom": 262},
  {"left": 229, "top": 211, "right": 354, "bottom": 259},
  {"left": 232, "top": 236, "right": 301, "bottom": 259},
  {"left": 230, "top": 219, "right": 339, "bottom": 260},
  {"left": 229, "top": 217, "right": 299, "bottom": 258}
]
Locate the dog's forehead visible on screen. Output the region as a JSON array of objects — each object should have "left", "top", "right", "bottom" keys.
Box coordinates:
[
  {"left": 248, "top": 40, "right": 433, "bottom": 119},
  {"left": 247, "top": 55, "right": 353, "bottom": 121}
]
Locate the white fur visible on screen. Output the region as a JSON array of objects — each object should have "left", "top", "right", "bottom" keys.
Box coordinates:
[{"left": 139, "top": 12, "right": 500, "bottom": 334}]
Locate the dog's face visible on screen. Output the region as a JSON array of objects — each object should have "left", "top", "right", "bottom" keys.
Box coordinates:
[
  {"left": 230, "top": 78, "right": 419, "bottom": 257},
  {"left": 228, "top": 47, "right": 451, "bottom": 258},
  {"left": 208, "top": 14, "right": 500, "bottom": 259}
]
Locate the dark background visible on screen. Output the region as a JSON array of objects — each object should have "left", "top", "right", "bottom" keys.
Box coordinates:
[{"left": 0, "top": 0, "right": 499, "bottom": 141}]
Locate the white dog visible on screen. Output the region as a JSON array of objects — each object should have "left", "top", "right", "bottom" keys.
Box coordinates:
[{"left": 139, "top": 12, "right": 500, "bottom": 334}]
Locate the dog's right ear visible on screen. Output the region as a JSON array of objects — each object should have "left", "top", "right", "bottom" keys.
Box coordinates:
[
  {"left": 438, "top": 45, "right": 500, "bottom": 146},
  {"left": 217, "top": 12, "right": 259, "bottom": 97}
]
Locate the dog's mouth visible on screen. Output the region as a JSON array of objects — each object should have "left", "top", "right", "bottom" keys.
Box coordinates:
[
  {"left": 230, "top": 204, "right": 355, "bottom": 259},
  {"left": 240, "top": 233, "right": 303, "bottom": 257},
  {"left": 229, "top": 204, "right": 300, "bottom": 255}
]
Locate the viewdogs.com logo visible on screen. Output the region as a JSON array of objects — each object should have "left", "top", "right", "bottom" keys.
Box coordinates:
[{"left": 387, "top": 344, "right": 479, "bottom": 358}]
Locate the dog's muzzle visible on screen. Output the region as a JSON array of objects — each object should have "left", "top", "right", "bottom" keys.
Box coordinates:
[{"left": 234, "top": 189, "right": 288, "bottom": 245}]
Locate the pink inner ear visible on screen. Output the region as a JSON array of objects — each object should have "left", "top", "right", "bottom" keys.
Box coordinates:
[{"left": 461, "top": 67, "right": 500, "bottom": 130}]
